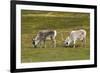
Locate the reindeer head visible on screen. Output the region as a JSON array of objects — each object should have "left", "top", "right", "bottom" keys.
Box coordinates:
[
  {"left": 32, "top": 39, "right": 37, "bottom": 48},
  {"left": 64, "top": 37, "right": 71, "bottom": 47}
]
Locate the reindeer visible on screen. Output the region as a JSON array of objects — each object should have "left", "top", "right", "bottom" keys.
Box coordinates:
[
  {"left": 32, "top": 30, "right": 57, "bottom": 48},
  {"left": 64, "top": 29, "right": 86, "bottom": 48}
]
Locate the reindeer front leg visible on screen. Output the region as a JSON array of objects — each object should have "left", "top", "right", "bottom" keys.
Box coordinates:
[
  {"left": 38, "top": 41, "right": 42, "bottom": 48},
  {"left": 73, "top": 40, "right": 76, "bottom": 48},
  {"left": 44, "top": 40, "right": 46, "bottom": 48},
  {"left": 41, "top": 40, "right": 46, "bottom": 48}
]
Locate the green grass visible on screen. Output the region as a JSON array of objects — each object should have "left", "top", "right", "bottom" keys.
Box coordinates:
[
  {"left": 21, "top": 10, "right": 90, "bottom": 63},
  {"left": 21, "top": 47, "right": 90, "bottom": 62}
]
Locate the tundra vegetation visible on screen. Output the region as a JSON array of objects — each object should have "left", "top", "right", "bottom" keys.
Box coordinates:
[{"left": 21, "top": 10, "right": 90, "bottom": 63}]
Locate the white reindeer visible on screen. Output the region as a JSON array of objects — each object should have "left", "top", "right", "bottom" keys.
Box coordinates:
[
  {"left": 32, "top": 30, "right": 57, "bottom": 48},
  {"left": 64, "top": 29, "right": 86, "bottom": 48}
]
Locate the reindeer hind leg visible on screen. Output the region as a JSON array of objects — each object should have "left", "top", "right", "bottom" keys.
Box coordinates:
[{"left": 51, "top": 37, "right": 56, "bottom": 48}]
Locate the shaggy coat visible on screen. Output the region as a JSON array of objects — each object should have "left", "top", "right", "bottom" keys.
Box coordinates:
[{"left": 32, "top": 30, "right": 57, "bottom": 48}]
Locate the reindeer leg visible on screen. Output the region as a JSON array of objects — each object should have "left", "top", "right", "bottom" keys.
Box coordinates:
[
  {"left": 53, "top": 39, "right": 56, "bottom": 48},
  {"left": 38, "top": 41, "right": 42, "bottom": 48},
  {"left": 51, "top": 37, "right": 56, "bottom": 48},
  {"left": 73, "top": 40, "right": 76, "bottom": 48},
  {"left": 83, "top": 38, "right": 86, "bottom": 48},
  {"left": 42, "top": 40, "right": 46, "bottom": 48},
  {"left": 39, "top": 40, "right": 43, "bottom": 48},
  {"left": 44, "top": 40, "right": 46, "bottom": 48}
]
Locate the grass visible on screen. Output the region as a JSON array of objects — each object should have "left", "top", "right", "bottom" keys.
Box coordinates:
[
  {"left": 21, "top": 10, "right": 90, "bottom": 63},
  {"left": 21, "top": 47, "right": 90, "bottom": 62}
]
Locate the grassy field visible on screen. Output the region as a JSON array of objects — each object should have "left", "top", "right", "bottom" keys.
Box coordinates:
[{"left": 21, "top": 10, "right": 90, "bottom": 63}]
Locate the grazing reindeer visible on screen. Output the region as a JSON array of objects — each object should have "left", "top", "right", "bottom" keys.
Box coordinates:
[
  {"left": 32, "top": 30, "right": 57, "bottom": 48},
  {"left": 64, "top": 29, "right": 86, "bottom": 48}
]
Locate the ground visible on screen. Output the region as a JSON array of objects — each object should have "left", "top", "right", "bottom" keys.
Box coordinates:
[{"left": 21, "top": 10, "right": 90, "bottom": 63}]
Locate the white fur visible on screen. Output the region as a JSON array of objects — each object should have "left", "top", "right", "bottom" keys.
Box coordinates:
[{"left": 64, "top": 29, "right": 86, "bottom": 48}]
